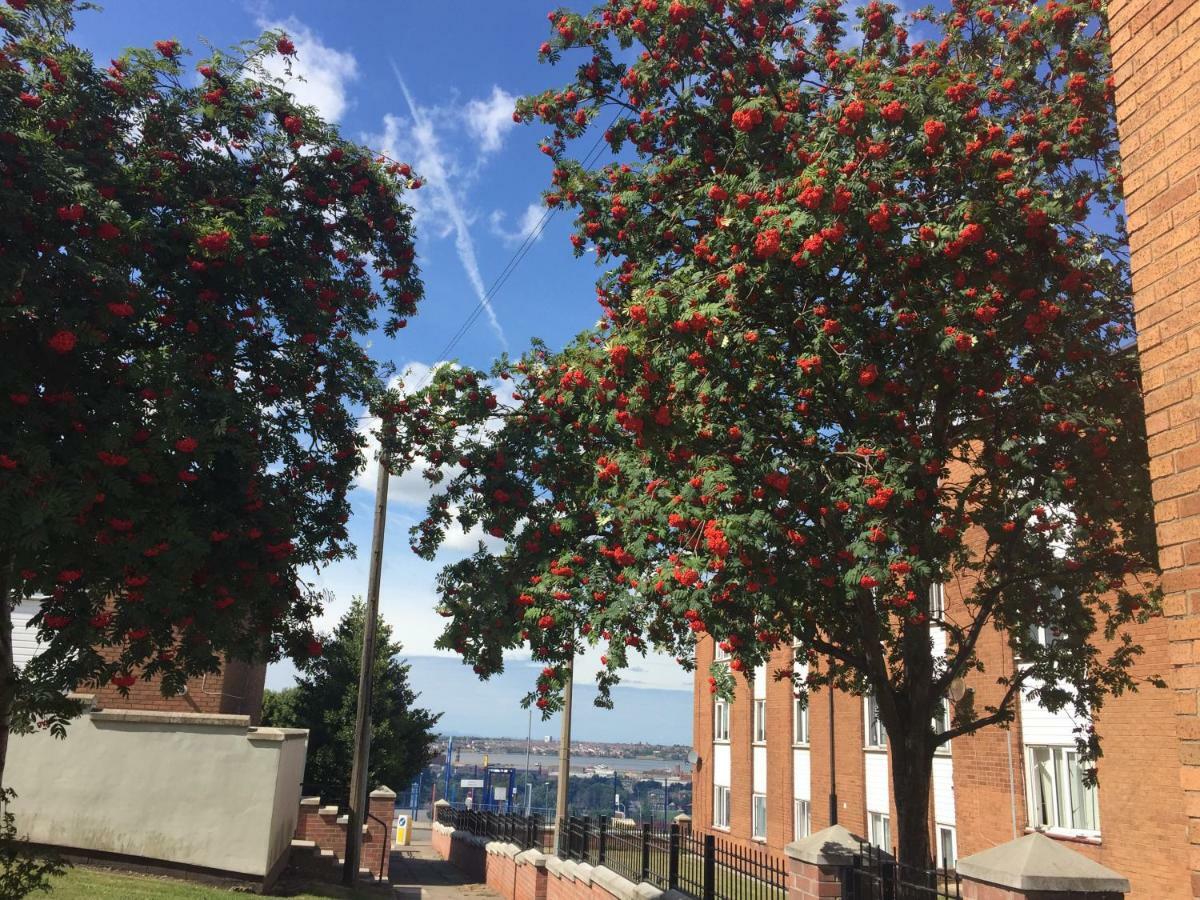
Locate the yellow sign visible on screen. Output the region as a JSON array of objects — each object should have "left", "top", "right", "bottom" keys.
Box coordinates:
[
  {"left": 482, "top": 754, "right": 489, "bottom": 768},
  {"left": 394, "top": 814, "right": 411, "bottom": 847}
]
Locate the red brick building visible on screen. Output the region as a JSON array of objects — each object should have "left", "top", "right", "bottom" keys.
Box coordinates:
[
  {"left": 687, "top": 5, "right": 1200, "bottom": 900},
  {"left": 689, "top": 603, "right": 1190, "bottom": 900},
  {"left": 1108, "top": 0, "right": 1200, "bottom": 896},
  {"left": 11, "top": 598, "right": 267, "bottom": 721}
]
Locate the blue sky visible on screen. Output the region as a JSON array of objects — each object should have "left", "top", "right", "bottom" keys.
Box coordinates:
[{"left": 72, "top": 0, "right": 694, "bottom": 742}]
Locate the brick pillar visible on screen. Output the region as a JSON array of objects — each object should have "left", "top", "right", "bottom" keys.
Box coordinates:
[
  {"left": 958, "top": 832, "right": 1129, "bottom": 900},
  {"left": 366, "top": 787, "right": 396, "bottom": 882},
  {"left": 783, "top": 824, "right": 860, "bottom": 900},
  {"left": 1108, "top": 1, "right": 1200, "bottom": 895}
]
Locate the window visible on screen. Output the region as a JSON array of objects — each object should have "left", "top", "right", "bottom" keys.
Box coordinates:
[
  {"left": 714, "top": 641, "right": 731, "bottom": 661},
  {"left": 714, "top": 785, "right": 731, "bottom": 829},
  {"left": 937, "top": 825, "right": 957, "bottom": 871},
  {"left": 752, "top": 699, "right": 767, "bottom": 744},
  {"left": 751, "top": 794, "right": 767, "bottom": 840},
  {"left": 865, "top": 696, "right": 887, "bottom": 748},
  {"left": 929, "top": 583, "right": 945, "bottom": 619},
  {"left": 793, "top": 799, "right": 811, "bottom": 841},
  {"left": 793, "top": 696, "right": 809, "bottom": 744},
  {"left": 1025, "top": 745, "right": 1100, "bottom": 835},
  {"left": 713, "top": 698, "right": 730, "bottom": 742},
  {"left": 932, "top": 699, "right": 951, "bottom": 750},
  {"left": 868, "top": 811, "right": 891, "bottom": 851}
]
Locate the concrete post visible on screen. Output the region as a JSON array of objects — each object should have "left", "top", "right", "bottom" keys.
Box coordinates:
[
  {"left": 957, "top": 832, "right": 1130, "bottom": 900},
  {"left": 433, "top": 798, "right": 451, "bottom": 824},
  {"left": 673, "top": 813, "right": 692, "bottom": 834},
  {"left": 783, "top": 824, "right": 865, "bottom": 900}
]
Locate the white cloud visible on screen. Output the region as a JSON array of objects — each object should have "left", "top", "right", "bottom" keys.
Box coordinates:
[
  {"left": 380, "top": 66, "right": 508, "bottom": 349},
  {"left": 257, "top": 16, "right": 359, "bottom": 122},
  {"left": 462, "top": 86, "right": 517, "bottom": 155},
  {"left": 489, "top": 202, "right": 546, "bottom": 247}
]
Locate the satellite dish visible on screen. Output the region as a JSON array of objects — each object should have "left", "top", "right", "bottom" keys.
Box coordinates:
[
  {"left": 948, "top": 677, "right": 967, "bottom": 702},
  {"left": 687, "top": 750, "right": 699, "bottom": 765}
]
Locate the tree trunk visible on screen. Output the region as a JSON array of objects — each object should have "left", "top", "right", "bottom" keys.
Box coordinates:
[
  {"left": 889, "top": 737, "right": 934, "bottom": 880},
  {"left": 0, "top": 551, "right": 15, "bottom": 792}
]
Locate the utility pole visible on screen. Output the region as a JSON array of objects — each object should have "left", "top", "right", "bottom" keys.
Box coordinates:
[
  {"left": 342, "top": 427, "right": 392, "bottom": 885},
  {"left": 553, "top": 654, "right": 574, "bottom": 855}
]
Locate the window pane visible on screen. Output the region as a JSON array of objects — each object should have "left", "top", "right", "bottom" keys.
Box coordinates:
[
  {"left": 1027, "top": 746, "right": 1054, "bottom": 828},
  {"left": 938, "top": 827, "right": 956, "bottom": 869},
  {"left": 752, "top": 794, "right": 767, "bottom": 839},
  {"left": 1065, "top": 751, "right": 1099, "bottom": 832},
  {"left": 794, "top": 799, "right": 810, "bottom": 840},
  {"left": 753, "top": 699, "right": 767, "bottom": 743}
]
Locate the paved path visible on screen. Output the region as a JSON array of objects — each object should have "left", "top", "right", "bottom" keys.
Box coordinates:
[{"left": 388, "top": 839, "right": 502, "bottom": 899}]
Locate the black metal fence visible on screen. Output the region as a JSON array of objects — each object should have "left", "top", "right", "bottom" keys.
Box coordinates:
[
  {"left": 437, "top": 807, "right": 554, "bottom": 854},
  {"left": 559, "top": 815, "right": 787, "bottom": 900},
  {"left": 842, "top": 841, "right": 961, "bottom": 900}
]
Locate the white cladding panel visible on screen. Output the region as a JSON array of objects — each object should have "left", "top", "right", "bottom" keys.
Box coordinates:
[
  {"left": 865, "top": 751, "right": 889, "bottom": 813},
  {"left": 931, "top": 625, "right": 946, "bottom": 659},
  {"left": 1019, "top": 676, "right": 1079, "bottom": 746},
  {"left": 753, "top": 746, "right": 767, "bottom": 794},
  {"left": 793, "top": 748, "right": 811, "bottom": 801},
  {"left": 713, "top": 742, "right": 731, "bottom": 788},
  {"left": 12, "top": 601, "right": 41, "bottom": 668},
  {"left": 753, "top": 665, "right": 767, "bottom": 700},
  {"left": 932, "top": 754, "right": 956, "bottom": 825}
]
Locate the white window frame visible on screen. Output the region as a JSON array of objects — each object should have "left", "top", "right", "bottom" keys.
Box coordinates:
[
  {"left": 751, "top": 793, "right": 767, "bottom": 841},
  {"left": 868, "top": 811, "right": 891, "bottom": 851},
  {"left": 713, "top": 698, "right": 730, "bottom": 743},
  {"left": 936, "top": 824, "right": 957, "bottom": 871},
  {"left": 793, "top": 798, "right": 811, "bottom": 841},
  {"left": 1024, "top": 744, "right": 1100, "bottom": 837},
  {"left": 932, "top": 699, "right": 951, "bottom": 753},
  {"left": 752, "top": 698, "right": 767, "bottom": 744},
  {"left": 713, "top": 785, "right": 731, "bottom": 829},
  {"left": 793, "top": 695, "right": 810, "bottom": 745},
  {"left": 714, "top": 641, "right": 731, "bottom": 661},
  {"left": 865, "top": 695, "right": 887, "bottom": 749}
]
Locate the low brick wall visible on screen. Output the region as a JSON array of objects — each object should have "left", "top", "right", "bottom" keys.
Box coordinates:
[
  {"left": 430, "top": 821, "right": 691, "bottom": 900},
  {"left": 294, "top": 788, "right": 395, "bottom": 882}
]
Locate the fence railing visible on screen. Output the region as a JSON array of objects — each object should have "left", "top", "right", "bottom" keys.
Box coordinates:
[
  {"left": 842, "top": 841, "right": 961, "bottom": 900},
  {"left": 436, "top": 807, "right": 554, "bottom": 854},
  {"left": 559, "top": 815, "right": 786, "bottom": 900},
  {"left": 436, "top": 808, "right": 786, "bottom": 900}
]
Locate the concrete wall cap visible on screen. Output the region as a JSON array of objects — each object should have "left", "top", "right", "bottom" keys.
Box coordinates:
[
  {"left": 515, "top": 848, "right": 548, "bottom": 868},
  {"left": 486, "top": 841, "right": 520, "bottom": 858},
  {"left": 299, "top": 796, "right": 321, "bottom": 807},
  {"left": 545, "top": 855, "right": 567, "bottom": 877},
  {"left": 433, "top": 798, "right": 451, "bottom": 807},
  {"left": 956, "top": 832, "right": 1131, "bottom": 893},
  {"left": 90, "top": 709, "right": 251, "bottom": 729},
  {"left": 246, "top": 727, "right": 308, "bottom": 742},
  {"left": 784, "top": 824, "right": 875, "bottom": 866},
  {"left": 369, "top": 785, "right": 397, "bottom": 798}
]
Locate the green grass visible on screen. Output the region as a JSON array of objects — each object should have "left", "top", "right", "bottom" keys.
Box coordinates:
[{"left": 46, "top": 866, "right": 391, "bottom": 899}]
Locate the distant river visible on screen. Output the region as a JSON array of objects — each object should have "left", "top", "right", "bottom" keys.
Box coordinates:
[{"left": 449, "top": 750, "right": 688, "bottom": 776}]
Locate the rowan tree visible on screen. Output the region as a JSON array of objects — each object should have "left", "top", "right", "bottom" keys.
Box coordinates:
[
  {"left": 0, "top": 0, "right": 423, "bottom": 787},
  {"left": 396, "top": 0, "right": 1159, "bottom": 870}
]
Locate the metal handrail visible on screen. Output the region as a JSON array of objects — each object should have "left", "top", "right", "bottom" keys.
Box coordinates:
[{"left": 365, "top": 808, "right": 390, "bottom": 881}]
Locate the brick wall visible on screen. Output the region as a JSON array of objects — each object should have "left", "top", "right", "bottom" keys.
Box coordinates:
[
  {"left": 89, "top": 639, "right": 268, "bottom": 723},
  {"left": 1108, "top": 0, "right": 1200, "bottom": 896}
]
